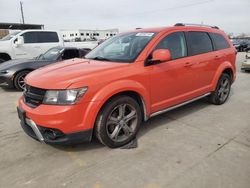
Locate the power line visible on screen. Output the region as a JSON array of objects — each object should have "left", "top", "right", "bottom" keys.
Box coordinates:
[{"left": 118, "top": 0, "right": 214, "bottom": 17}]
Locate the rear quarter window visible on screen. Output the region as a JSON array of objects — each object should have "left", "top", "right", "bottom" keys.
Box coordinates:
[
  {"left": 37, "top": 32, "right": 59, "bottom": 43},
  {"left": 210, "top": 33, "right": 230, "bottom": 50},
  {"left": 186, "top": 31, "right": 213, "bottom": 56}
]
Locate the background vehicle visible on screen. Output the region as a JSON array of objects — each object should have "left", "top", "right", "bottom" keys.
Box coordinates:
[
  {"left": 0, "top": 30, "right": 97, "bottom": 63},
  {"left": 232, "top": 39, "right": 250, "bottom": 52},
  {"left": 241, "top": 50, "right": 250, "bottom": 72},
  {"left": 232, "top": 40, "right": 241, "bottom": 51},
  {"left": 0, "top": 47, "right": 91, "bottom": 90},
  {"left": 18, "top": 24, "right": 236, "bottom": 148}
]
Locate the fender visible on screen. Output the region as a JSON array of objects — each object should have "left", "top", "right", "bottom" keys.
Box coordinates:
[
  {"left": 81, "top": 80, "right": 151, "bottom": 131},
  {"left": 211, "top": 61, "right": 235, "bottom": 91}
]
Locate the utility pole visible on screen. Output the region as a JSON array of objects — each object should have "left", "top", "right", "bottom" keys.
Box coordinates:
[{"left": 20, "top": 1, "right": 25, "bottom": 24}]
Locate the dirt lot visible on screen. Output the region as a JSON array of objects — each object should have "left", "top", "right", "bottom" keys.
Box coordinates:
[{"left": 0, "top": 53, "right": 249, "bottom": 188}]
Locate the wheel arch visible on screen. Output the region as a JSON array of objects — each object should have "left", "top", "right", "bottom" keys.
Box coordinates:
[
  {"left": 222, "top": 68, "right": 233, "bottom": 82},
  {"left": 97, "top": 90, "right": 149, "bottom": 122},
  {"left": 13, "top": 69, "right": 34, "bottom": 79},
  {"left": 211, "top": 62, "right": 235, "bottom": 91},
  {"left": 0, "top": 53, "right": 11, "bottom": 61},
  {"left": 13, "top": 69, "right": 34, "bottom": 86},
  {"left": 91, "top": 80, "right": 151, "bottom": 121}
]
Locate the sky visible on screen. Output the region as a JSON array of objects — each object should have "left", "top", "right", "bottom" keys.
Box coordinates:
[{"left": 0, "top": 0, "right": 249, "bottom": 35}]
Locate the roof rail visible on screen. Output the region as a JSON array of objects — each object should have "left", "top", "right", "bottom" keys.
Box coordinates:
[{"left": 174, "top": 23, "right": 219, "bottom": 29}]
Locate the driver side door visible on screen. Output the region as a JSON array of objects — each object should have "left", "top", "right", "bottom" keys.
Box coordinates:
[
  {"left": 14, "top": 32, "right": 42, "bottom": 59},
  {"left": 148, "top": 31, "right": 197, "bottom": 113}
]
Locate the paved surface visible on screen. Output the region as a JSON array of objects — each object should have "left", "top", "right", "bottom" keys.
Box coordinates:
[{"left": 0, "top": 53, "right": 249, "bottom": 188}]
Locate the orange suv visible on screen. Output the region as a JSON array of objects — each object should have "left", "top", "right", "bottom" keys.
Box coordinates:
[{"left": 17, "top": 23, "right": 236, "bottom": 148}]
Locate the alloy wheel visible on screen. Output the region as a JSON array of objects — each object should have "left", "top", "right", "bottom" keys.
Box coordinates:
[
  {"left": 17, "top": 73, "right": 27, "bottom": 90},
  {"left": 218, "top": 77, "right": 230, "bottom": 102},
  {"left": 106, "top": 103, "right": 138, "bottom": 142}
]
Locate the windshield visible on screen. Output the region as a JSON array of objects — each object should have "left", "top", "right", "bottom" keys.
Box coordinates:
[
  {"left": 1, "top": 31, "right": 21, "bottom": 41},
  {"left": 37, "top": 47, "right": 63, "bottom": 61},
  {"left": 85, "top": 32, "right": 157, "bottom": 62}
]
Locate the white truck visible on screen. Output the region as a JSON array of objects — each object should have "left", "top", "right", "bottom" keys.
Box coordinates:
[{"left": 0, "top": 30, "right": 98, "bottom": 63}]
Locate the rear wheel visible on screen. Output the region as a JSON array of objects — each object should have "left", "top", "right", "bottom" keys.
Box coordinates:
[
  {"left": 208, "top": 73, "right": 231, "bottom": 105},
  {"left": 95, "top": 95, "right": 142, "bottom": 148},
  {"left": 14, "top": 71, "right": 30, "bottom": 91}
]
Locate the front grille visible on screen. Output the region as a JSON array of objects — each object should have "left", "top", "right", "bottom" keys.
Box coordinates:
[{"left": 24, "top": 85, "right": 46, "bottom": 108}]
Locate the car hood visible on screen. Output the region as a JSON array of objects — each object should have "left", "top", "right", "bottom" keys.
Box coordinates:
[
  {"left": 0, "top": 59, "right": 47, "bottom": 70},
  {"left": 0, "top": 40, "right": 12, "bottom": 51},
  {"left": 0, "top": 59, "right": 35, "bottom": 70},
  {"left": 26, "top": 58, "right": 129, "bottom": 89}
]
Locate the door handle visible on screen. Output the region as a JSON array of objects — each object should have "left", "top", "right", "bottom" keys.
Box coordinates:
[
  {"left": 214, "top": 55, "right": 222, "bottom": 60},
  {"left": 184, "top": 62, "right": 193, "bottom": 67}
]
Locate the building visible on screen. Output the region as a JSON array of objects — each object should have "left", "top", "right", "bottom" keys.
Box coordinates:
[{"left": 61, "top": 29, "right": 119, "bottom": 41}]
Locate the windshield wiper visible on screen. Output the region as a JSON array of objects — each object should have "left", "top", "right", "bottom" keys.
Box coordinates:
[{"left": 91, "top": 56, "right": 111, "bottom": 61}]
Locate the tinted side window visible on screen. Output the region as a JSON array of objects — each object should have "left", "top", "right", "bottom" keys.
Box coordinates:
[
  {"left": 186, "top": 32, "right": 213, "bottom": 56},
  {"left": 79, "top": 48, "right": 91, "bottom": 57},
  {"left": 22, "top": 32, "right": 38, "bottom": 43},
  {"left": 155, "top": 32, "right": 187, "bottom": 59},
  {"left": 62, "top": 49, "right": 79, "bottom": 60},
  {"left": 210, "top": 33, "right": 230, "bottom": 50},
  {"left": 37, "top": 32, "right": 59, "bottom": 43}
]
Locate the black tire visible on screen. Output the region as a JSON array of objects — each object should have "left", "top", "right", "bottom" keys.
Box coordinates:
[
  {"left": 95, "top": 95, "right": 142, "bottom": 148},
  {"left": 14, "top": 71, "right": 30, "bottom": 91},
  {"left": 208, "top": 73, "right": 231, "bottom": 105}
]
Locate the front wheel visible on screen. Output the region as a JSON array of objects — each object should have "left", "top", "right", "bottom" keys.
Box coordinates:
[
  {"left": 95, "top": 95, "right": 142, "bottom": 148},
  {"left": 208, "top": 73, "right": 231, "bottom": 105},
  {"left": 14, "top": 70, "right": 30, "bottom": 91}
]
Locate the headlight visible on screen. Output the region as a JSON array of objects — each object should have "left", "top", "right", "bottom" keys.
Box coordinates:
[{"left": 43, "top": 87, "right": 88, "bottom": 105}]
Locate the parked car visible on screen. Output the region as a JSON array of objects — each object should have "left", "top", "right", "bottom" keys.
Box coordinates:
[
  {"left": 0, "top": 30, "right": 97, "bottom": 63},
  {"left": 17, "top": 23, "right": 236, "bottom": 148},
  {"left": 232, "top": 39, "right": 250, "bottom": 52},
  {"left": 0, "top": 47, "right": 91, "bottom": 90},
  {"left": 238, "top": 40, "right": 250, "bottom": 52},
  {"left": 232, "top": 40, "right": 241, "bottom": 52},
  {"left": 241, "top": 50, "right": 250, "bottom": 72}
]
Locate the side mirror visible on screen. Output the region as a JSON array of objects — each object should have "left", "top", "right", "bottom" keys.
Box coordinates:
[
  {"left": 151, "top": 49, "right": 171, "bottom": 62},
  {"left": 15, "top": 36, "right": 24, "bottom": 47}
]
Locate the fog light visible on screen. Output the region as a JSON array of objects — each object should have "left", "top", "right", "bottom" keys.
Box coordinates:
[
  {"left": 44, "top": 129, "right": 57, "bottom": 140},
  {"left": 41, "top": 128, "right": 64, "bottom": 140}
]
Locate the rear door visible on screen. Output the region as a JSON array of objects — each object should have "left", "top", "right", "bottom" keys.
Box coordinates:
[
  {"left": 184, "top": 31, "right": 215, "bottom": 91},
  {"left": 209, "top": 32, "right": 232, "bottom": 78}
]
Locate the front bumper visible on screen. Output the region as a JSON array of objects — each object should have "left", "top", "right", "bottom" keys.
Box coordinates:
[
  {"left": 17, "top": 107, "right": 93, "bottom": 145},
  {"left": 0, "top": 74, "right": 14, "bottom": 88},
  {"left": 18, "top": 96, "right": 97, "bottom": 133}
]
